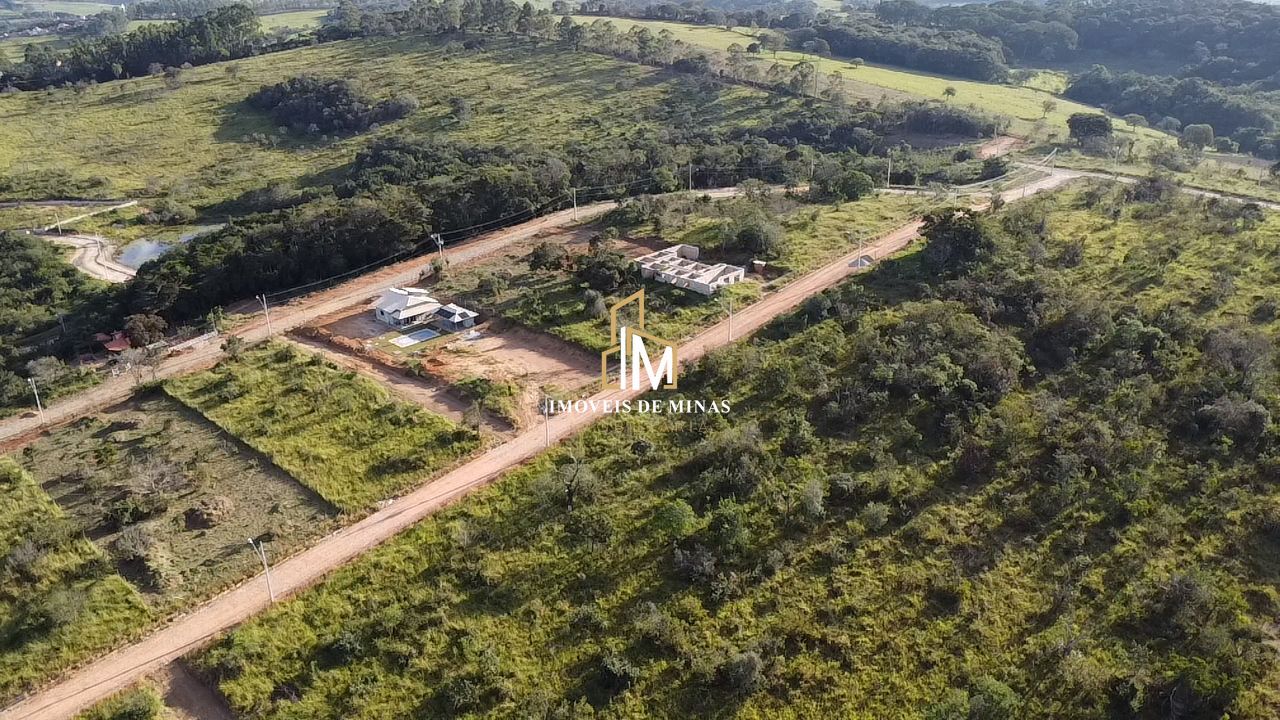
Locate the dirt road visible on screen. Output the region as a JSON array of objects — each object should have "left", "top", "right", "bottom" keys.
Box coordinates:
[
  {"left": 0, "top": 188, "right": 745, "bottom": 447},
  {"left": 46, "top": 234, "right": 137, "bottom": 283},
  {"left": 0, "top": 169, "right": 1077, "bottom": 720},
  {"left": 1021, "top": 163, "right": 1280, "bottom": 210}
]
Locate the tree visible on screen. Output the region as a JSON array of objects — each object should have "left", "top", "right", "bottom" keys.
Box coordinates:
[
  {"left": 24, "top": 357, "right": 67, "bottom": 388},
  {"left": 1066, "top": 113, "right": 1113, "bottom": 143},
  {"left": 757, "top": 31, "right": 784, "bottom": 58},
  {"left": 1041, "top": 99, "right": 1057, "bottom": 118},
  {"left": 921, "top": 208, "right": 990, "bottom": 272},
  {"left": 943, "top": 86, "right": 957, "bottom": 101},
  {"left": 528, "top": 242, "right": 569, "bottom": 271},
  {"left": 1180, "top": 124, "right": 1215, "bottom": 151},
  {"left": 734, "top": 218, "right": 784, "bottom": 256},
  {"left": 554, "top": 455, "right": 598, "bottom": 512},
  {"left": 124, "top": 313, "right": 167, "bottom": 346},
  {"left": 576, "top": 250, "right": 633, "bottom": 292}
]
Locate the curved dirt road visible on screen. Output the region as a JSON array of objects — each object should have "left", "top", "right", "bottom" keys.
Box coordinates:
[
  {"left": 0, "top": 171, "right": 1079, "bottom": 720},
  {"left": 46, "top": 234, "right": 137, "bottom": 283}
]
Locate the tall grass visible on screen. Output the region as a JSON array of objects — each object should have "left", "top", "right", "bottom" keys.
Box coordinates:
[{"left": 166, "top": 342, "right": 481, "bottom": 512}]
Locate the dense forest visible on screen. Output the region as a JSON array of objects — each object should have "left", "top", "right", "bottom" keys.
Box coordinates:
[
  {"left": 576, "top": 0, "right": 1012, "bottom": 81},
  {"left": 9, "top": 5, "right": 263, "bottom": 87},
  {"left": 0, "top": 233, "right": 113, "bottom": 415},
  {"left": 577, "top": 0, "right": 1280, "bottom": 153},
  {"left": 197, "top": 183, "right": 1280, "bottom": 718},
  {"left": 869, "top": 0, "right": 1280, "bottom": 153}
]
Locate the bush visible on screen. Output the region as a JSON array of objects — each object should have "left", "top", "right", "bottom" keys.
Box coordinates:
[
  {"left": 717, "top": 650, "right": 764, "bottom": 693},
  {"left": 859, "top": 502, "right": 891, "bottom": 531},
  {"left": 248, "top": 76, "right": 416, "bottom": 136}
]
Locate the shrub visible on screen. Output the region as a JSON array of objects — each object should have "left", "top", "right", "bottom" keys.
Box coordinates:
[
  {"left": 248, "top": 76, "right": 416, "bottom": 136},
  {"left": 717, "top": 651, "right": 764, "bottom": 693},
  {"left": 859, "top": 502, "right": 891, "bottom": 531}
]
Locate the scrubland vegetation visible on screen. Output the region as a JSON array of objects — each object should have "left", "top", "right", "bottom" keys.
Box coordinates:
[
  {"left": 20, "top": 394, "right": 337, "bottom": 605},
  {"left": 74, "top": 685, "right": 167, "bottom": 720},
  {"left": 166, "top": 342, "right": 481, "bottom": 512},
  {"left": 192, "top": 182, "right": 1280, "bottom": 718},
  {"left": 0, "top": 459, "right": 152, "bottom": 703}
]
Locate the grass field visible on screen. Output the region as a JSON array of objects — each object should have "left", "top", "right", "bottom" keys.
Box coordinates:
[
  {"left": 259, "top": 9, "right": 328, "bottom": 31},
  {"left": 20, "top": 394, "right": 338, "bottom": 608},
  {"left": 74, "top": 685, "right": 168, "bottom": 720},
  {"left": 0, "top": 458, "right": 153, "bottom": 703},
  {"left": 0, "top": 36, "right": 781, "bottom": 204},
  {"left": 16, "top": 0, "right": 116, "bottom": 14},
  {"left": 166, "top": 342, "right": 482, "bottom": 512},
  {"left": 570, "top": 17, "right": 1169, "bottom": 147}
]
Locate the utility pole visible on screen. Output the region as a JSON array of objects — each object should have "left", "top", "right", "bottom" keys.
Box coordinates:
[
  {"left": 256, "top": 294, "right": 273, "bottom": 335},
  {"left": 431, "top": 232, "right": 444, "bottom": 263},
  {"left": 543, "top": 392, "right": 550, "bottom": 448},
  {"left": 28, "top": 378, "right": 45, "bottom": 425},
  {"left": 886, "top": 155, "right": 893, "bottom": 187},
  {"left": 688, "top": 163, "right": 694, "bottom": 191},
  {"left": 248, "top": 538, "right": 275, "bottom": 603},
  {"left": 571, "top": 187, "right": 578, "bottom": 220},
  {"left": 727, "top": 295, "right": 733, "bottom": 341}
]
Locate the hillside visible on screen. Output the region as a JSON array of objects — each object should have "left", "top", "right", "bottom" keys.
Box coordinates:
[
  {"left": 195, "top": 183, "right": 1280, "bottom": 718},
  {"left": 0, "top": 35, "right": 780, "bottom": 205}
]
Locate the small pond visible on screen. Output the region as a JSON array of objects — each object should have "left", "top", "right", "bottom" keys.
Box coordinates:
[{"left": 117, "top": 224, "right": 224, "bottom": 268}]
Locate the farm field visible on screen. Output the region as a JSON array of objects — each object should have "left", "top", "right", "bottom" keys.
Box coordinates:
[
  {"left": 570, "top": 17, "right": 1169, "bottom": 146},
  {"left": 259, "top": 9, "right": 328, "bottom": 31},
  {"left": 165, "top": 342, "right": 482, "bottom": 513},
  {"left": 0, "top": 458, "right": 152, "bottom": 704},
  {"left": 0, "top": 36, "right": 786, "bottom": 205},
  {"left": 19, "top": 393, "right": 338, "bottom": 608},
  {"left": 192, "top": 184, "right": 1280, "bottom": 719},
  {"left": 15, "top": 0, "right": 115, "bottom": 14}
]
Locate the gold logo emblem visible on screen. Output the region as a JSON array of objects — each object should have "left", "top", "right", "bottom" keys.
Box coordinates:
[{"left": 601, "top": 289, "right": 678, "bottom": 391}]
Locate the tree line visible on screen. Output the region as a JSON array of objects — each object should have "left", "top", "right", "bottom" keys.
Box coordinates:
[{"left": 6, "top": 5, "right": 262, "bottom": 88}]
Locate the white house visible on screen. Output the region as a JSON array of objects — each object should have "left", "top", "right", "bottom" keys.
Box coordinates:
[
  {"left": 374, "top": 287, "right": 442, "bottom": 327},
  {"left": 434, "top": 303, "right": 479, "bottom": 332},
  {"left": 634, "top": 244, "right": 746, "bottom": 296}
]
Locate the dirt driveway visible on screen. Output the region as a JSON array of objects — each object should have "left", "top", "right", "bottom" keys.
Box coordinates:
[{"left": 427, "top": 323, "right": 597, "bottom": 424}]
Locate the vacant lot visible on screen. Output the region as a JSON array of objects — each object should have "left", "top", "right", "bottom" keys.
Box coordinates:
[
  {"left": 0, "top": 458, "right": 152, "bottom": 704},
  {"left": 20, "top": 394, "right": 337, "bottom": 608},
  {"left": 0, "top": 36, "right": 782, "bottom": 204},
  {"left": 166, "top": 342, "right": 482, "bottom": 512}
]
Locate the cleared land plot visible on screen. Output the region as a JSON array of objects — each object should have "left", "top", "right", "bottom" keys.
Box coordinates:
[
  {"left": 20, "top": 394, "right": 338, "bottom": 608},
  {"left": 166, "top": 342, "right": 482, "bottom": 513},
  {"left": 283, "top": 333, "right": 480, "bottom": 429},
  {"left": 311, "top": 305, "right": 595, "bottom": 427},
  {"left": 0, "top": 36, "right": 785, "bottom": 204},
  {"left": 571, "top": 16, "right": 1170, "bottom": 145},
  {"left": 0, "top": 458, "right": 152, "bottom": 704}
]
